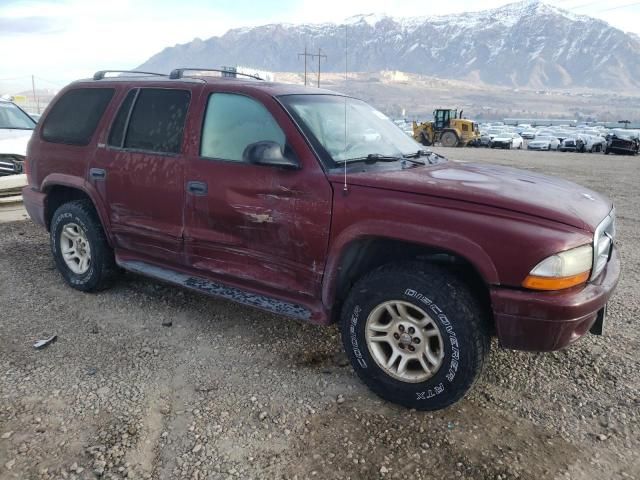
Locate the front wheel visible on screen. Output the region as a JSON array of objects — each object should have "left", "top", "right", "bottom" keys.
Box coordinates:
[{"left": 340, "top": 262, "right": 490, "bottom": 411}]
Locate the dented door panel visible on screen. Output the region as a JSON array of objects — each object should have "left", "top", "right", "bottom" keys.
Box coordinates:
[{"left": 183, "top": 89, "right": 333, "bottom": 299}]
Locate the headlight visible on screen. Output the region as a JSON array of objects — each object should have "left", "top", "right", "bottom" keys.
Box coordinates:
[{"left": 522, "top": 244, "right": 593, "bottom": 291}]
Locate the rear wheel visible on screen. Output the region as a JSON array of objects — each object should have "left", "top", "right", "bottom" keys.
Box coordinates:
[
  {"left": 50, "top": 200, "right": 117, "bottom": 292},
  {"left": 340, "top": 262, "right": 490, "bottom": 410},
  {"left": 440, "top": 131, "right": 458, "bottom": 148}
]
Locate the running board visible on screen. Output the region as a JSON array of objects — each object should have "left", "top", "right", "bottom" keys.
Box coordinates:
[{"left": 117, "top": 260, "right": 312, "bottom": 321}]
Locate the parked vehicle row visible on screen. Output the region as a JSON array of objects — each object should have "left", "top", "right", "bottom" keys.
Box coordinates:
[{"left": 473, "top": 122, "right": 639, "bottom": 155}]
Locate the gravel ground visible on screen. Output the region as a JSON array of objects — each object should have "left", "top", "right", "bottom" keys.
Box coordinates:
[{"left": 1, "top": 148, "right": 638, "bottom": 480}]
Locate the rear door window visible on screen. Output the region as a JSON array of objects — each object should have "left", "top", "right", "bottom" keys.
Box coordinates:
[
  {"left": 123, "top": 89, "right": 191, "bottom": 154},
  {"left": 41, "top": 88, "right": 114, "bottom": 145}
]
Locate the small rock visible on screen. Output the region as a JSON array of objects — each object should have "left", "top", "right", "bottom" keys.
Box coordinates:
[
  {"left": 259, "top": 412, "right": 268, "bottom": 421},
  {"left": 192, "top": 444, "right": 203, "bottom": 454},
  {"left": 597, "top": 434, "right": 607, "bottom": 441},
  {"left": 93, "top": 460, "right": 106, "bottom": 476},
  {"left": 162, "top": 320, "right": 173, "bottom": 327},
  {"left": 5, "top": 459, "right": 15, "bottom": 470},
  {"left": 1, "top": 431, "right": 13, "bottom": 439},
  {"left": 337, "top": 395, "right": 345, "bottom": 404},
  {"left": 380, "top": 466, "right": 389, "bottom": 474}
]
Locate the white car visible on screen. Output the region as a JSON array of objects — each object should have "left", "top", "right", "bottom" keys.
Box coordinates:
[
  {"left": 490, "top": 132, "right": 523, "bottom": 149},
  {"left": 0, "top": 99, "right": 36, "bottom": 180},
  {"left": 527, "top": 135, "right": 560, "bottom": 151}
]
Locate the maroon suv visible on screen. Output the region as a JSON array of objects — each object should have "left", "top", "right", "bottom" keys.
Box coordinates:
[{"left": 22, "top": 69, "right": 620, "bottom": 410}]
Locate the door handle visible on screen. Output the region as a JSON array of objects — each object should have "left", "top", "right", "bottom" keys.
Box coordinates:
[
  {"left": 186, "top": 180, "right": 208, "bottom": 196},
  {"left": 89, "top": 168, "right": 106, "bottom": 180}
]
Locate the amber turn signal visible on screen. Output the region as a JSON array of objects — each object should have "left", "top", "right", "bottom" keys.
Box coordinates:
[{"left": 522, "top": 271, "right": 590, "bottom": 291}]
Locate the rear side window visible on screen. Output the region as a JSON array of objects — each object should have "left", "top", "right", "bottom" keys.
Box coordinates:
[
  {"left": 41, "top": 88, "right": 114, "bottom": 145},
  {"left": 200, "top": 93, "right": 285, "bottom": 161},
  {"left": 123, "top": 89, "right": 190, "bottom": 154},
  {"left": 108, "top": 89, "right": 137, "bottom": 148}
]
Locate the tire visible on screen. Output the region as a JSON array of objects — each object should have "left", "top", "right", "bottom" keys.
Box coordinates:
[
  {"left": 419, "top": 132, "right": 432, "bottom": 147},
  {"left": 50, "top": 199, "right": 117, "bottom": 292},
  {"left": 440, "top": 131, "right": 458, "bottom": 148},
  {"left": 339, "top": 262, "right": 490, "bottom": 411}
]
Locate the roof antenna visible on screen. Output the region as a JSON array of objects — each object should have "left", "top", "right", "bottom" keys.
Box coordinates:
[{"left": 343, "top": 23, "right": 349, "bottom": 195}]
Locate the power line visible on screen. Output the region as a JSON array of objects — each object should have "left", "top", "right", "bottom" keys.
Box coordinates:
[{"left": 597, "top": 1, "right": 640, "bottom": 12}]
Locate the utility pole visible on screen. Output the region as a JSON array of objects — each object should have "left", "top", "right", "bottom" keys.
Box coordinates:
[
  {"left": 298, "top": 47, "right": 327, "bottom": 87},
  {"left": 31, "top": 75, "right": 40, "bottom": 113},
  {"left": 298, "top": 47, "right": 308, "bottom": 86},
  {"left": 315, "top": 48, "right": 327, "bottom": 87}
]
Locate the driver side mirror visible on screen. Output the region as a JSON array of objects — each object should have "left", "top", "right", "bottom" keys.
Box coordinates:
[{"left": 243, "top": 141, "right": 299, "bottom": 170}]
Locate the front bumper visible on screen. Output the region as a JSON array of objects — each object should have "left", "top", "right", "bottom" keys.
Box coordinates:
[
  {"left": 491, "top": 247, "right": 620, "bottom": 351},
  {"left": 22, "top": 185, "right": 47, "bottom": 227}
]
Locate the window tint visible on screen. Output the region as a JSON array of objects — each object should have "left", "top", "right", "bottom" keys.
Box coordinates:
[
  {"left": 124, "top": 89, "right": 190, "bottom": 154},
  {"left": 42, "top": 88, "right": 114, "bottom": 145},
  {"left": 201, "top": 93, "right": 285, "bottom": 161},
  {"left": 108, "top": 89, "right": 137, "bottom": 147}
]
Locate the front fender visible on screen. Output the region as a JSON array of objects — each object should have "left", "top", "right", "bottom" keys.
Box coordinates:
[{"left": 321, "top": 219, "right": 499, "bottom": 308}]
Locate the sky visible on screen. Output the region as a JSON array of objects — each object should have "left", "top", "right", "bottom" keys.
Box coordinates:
[{"left": 1, "top": 0, "right": 639, "bottom": 92}]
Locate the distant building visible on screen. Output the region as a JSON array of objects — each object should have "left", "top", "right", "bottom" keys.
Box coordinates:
[{"left": 221, "top": 66, "right": 275, "bottom": 82}]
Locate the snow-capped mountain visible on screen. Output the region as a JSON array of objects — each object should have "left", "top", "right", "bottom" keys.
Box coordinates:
[{"left": 137, "top": 0, "right": 640, "bottom": 90}]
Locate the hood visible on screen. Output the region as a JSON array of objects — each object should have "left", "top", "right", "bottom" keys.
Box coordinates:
[
  {"left": 329, "top": 162, "right": 611, "bottom": 232},
  {"left": 0, "top": 129, "right": 33, "bottom": 156}
]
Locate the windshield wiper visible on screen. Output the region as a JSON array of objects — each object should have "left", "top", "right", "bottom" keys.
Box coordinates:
[
  {"left": 336, "top": 153, "right": 427, "bottom": 166},
  {"left": 335, "top": 153, "right": 405, "bottom": 165}
]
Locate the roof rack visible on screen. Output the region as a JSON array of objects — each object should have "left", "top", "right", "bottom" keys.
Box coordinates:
[
  {"left": 93, "top": 70, "right": 166, "bottom": 80},
  {"left": 169, "top": 68, "right": 264, "bottom": 81}
]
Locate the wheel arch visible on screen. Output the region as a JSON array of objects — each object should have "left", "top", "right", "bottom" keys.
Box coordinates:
[
  {"left": 322, "top": 231, "right": 498, "bottom": 326},
  {"left": 41, "top": 174, "right": 113, "bottom": 245}
]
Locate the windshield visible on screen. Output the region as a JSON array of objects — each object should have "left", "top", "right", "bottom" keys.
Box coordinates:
[
  {"left": 534, "top": 136, "right": 554, "bottom": 141},
  {"left": 0, "top": 102, "right": 36, "bottom": 130},
  {"left": 279, "top": 94, "right": 424, "bottom": 166}
]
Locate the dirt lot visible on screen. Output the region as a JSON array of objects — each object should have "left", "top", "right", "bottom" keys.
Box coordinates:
[{"left": 1, "top": 149, "right": 638, "bottom": 480}]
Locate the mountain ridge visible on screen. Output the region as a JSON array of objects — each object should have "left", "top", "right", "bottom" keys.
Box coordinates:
[{"left": 137, "top": 0, "right": 640, "bottom": 90}]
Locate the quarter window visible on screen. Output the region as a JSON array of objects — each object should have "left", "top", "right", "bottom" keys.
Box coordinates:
[
  {"left": 42, "top": 88, "right": 114, "bottom": 145},
  {"left": 200, "top": 93, "right": 285, "bottom": 161},
  {"left": 108, "top": 89, "right": 137, "bottom": 148},
  {"left": 124, "top": 89, "right": 190, "bottom": 154}
]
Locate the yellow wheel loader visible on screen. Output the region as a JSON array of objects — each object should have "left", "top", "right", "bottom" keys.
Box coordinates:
[{"left": 412, "top": 109, "right": 480, "bottom": 147}]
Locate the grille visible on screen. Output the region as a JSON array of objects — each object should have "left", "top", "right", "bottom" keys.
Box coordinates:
[{"left": 0, "top": 155, "right": 24, "bottom": 176}]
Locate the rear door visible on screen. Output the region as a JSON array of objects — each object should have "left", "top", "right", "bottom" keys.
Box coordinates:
[
  {"left": 91, "top": 87, "right": 194, "bottom": 265},
  {"left": 182, "top": 90, "right": 333, "bottom": 298}
]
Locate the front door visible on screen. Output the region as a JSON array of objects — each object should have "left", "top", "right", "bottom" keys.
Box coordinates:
[
  {"left": 183, "top": 91, "right": 333, "bottom": 298},
  {"left": 91, "top": 87, "right": 194, "bottom": 265}
]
